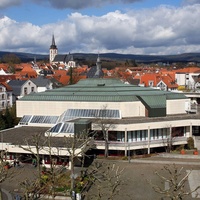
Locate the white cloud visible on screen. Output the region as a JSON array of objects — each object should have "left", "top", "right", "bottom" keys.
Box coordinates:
[{"left": 1, "top": 4, "right": 200, "bottom": 55}]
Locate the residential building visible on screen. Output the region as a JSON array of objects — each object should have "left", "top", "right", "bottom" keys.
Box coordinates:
[
  {"left": 175, "top": 67, "right": 200, "bottom": 91},
  {"left": 8, "top": 79, "right": 37, "bottom": 102},
  {"left": 0, "top": 82, "right": 13, "bottom": 110},
  {"left": 31, "top": 76, "right": 53, "bottom": 92},
  {"left": 135, "top": 72, "right": 178, "bottom": 91}
]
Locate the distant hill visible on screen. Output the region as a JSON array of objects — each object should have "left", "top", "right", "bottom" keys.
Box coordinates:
[
  {"left": 0, "top": 51, "right": 49, "bottom": 62},
  {"left": 0, "top": 51, "right": 200, "bottom": 64},
  {"left": 80, "top": 52, "right": 200, "bottom": 63}
]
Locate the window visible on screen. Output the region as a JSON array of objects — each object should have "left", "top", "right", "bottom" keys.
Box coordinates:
[
  {"left": 157, "top": 82, "right": 166, "bottom": 90},
  {"left": 31, "top": 87, "right": 34, "bottom": 92},
  {"left": 148, "top": 81, "right": 154, "bottom": 87},
  {"left": 24, "top": 87, "right": 28, "bottom": 95},
  {"left": 2, "top": 94, "right": 5, "bottom": 99}
]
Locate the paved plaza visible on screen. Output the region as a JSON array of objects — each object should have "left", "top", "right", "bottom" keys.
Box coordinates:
[{"left": 1, "top": 153, "right": 200, "bottom": 199}]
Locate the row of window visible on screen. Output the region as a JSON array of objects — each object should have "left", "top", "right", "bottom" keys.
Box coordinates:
[
  {"left": 24, "top": 87, "right": 35, "bottom": 95},
  {"left": 116, "top": 127, "right": 185, "bottom": 142},
  {"left": 0, "top": 101, "right": 11, "bottom": 109},
  {"left": 0, "top": 93, "right": 11, "bottom": 100}
]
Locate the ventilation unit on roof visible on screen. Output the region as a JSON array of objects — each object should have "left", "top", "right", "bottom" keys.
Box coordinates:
[{"left": 97, "top": 83, "right": 105, "bottom": 86}]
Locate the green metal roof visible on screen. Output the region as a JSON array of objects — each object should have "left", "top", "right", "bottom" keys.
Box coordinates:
[
  {"left": 138, "top": 95, "right": 166, "bottom": 109},
  {"left": 19, "top": 78, "right": 188, "bottom": 102}
]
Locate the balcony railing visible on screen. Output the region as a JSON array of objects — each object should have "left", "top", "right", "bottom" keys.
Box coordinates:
[{"left": 94, "top": 137, "right": 187, "bottom": 150}]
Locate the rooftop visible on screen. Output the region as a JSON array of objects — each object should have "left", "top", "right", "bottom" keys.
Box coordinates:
[
  {"left": 0, "top": 126, "right": 86, "bottom": 148},
  {"left": 19, "top": 78, "right": 187, "bottom": 102}
]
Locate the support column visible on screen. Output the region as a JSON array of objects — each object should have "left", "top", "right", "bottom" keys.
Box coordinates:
[
  {"left": 125, "top": 128, "right": 127, "bottom": 157},
  {"left": 190, "top": 122, "right": 192, "bottom": 137},
  {"left": 169, "top": 124, "right": 172, "bottom": 152},
  {"left": 148, "top": 126, "right": 150, "bottom": 154}
]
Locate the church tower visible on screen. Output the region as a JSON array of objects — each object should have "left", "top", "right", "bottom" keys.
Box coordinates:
[{"left": 49, "top": 34, "right": 57, "bottom": 64}]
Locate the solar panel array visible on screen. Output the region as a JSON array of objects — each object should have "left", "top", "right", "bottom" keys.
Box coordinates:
[
  {"left": 19, "top": 109, "right": 120, "bottom": 135},
  {"left": 58, "top": 109, "right": 121, "bottom": 122},
  {"left": 19, "top": 115, "right": 59, "bottom": 125}
]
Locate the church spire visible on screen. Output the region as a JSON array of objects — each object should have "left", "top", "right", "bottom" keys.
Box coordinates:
[
  {"left": 49, "top": 34, "right": 58, "bottom": 64},
  {"left": 50, "top": 34, "right": 57, "bottom": 49}
]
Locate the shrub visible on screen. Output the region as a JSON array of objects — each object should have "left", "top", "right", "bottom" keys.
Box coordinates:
[
  {"left": 122, "top": 156, "right": 128, "bottom": 160},
  {"left": 187, "top": 137, "right": 194, "bottom": 150}
]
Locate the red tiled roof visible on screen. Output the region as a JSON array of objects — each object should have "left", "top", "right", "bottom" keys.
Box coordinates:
[
  {"left": 15, "top": 64, "right": 37, "bottom": 79},
  {"left": 138, "top": 72, "right": 178, "bottom": 88},
  {"left": 0, "top": 64, "right": 9, "bottom": 71},
  {"left": 0, "top": 82, "right": 13, "bottom": 91},
  {"left": 0, "top": 74, "right": 16, "bottom": 82},
  {"left": 174, "top": 67, "right": 200, "bottom": 73}
]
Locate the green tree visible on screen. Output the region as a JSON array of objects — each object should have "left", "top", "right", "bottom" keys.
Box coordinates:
[
  {"left": 2, "top": 53, "right": 21, "bottom": 64},
  {"left": 9, "top": 103, "right": 20, "bottom": 126},
  {"left": 0, "top": 113, "right": 6, "bottom": 130},
  {"left": 2, "top": 53, "right": 21, "bottom": 74},
  {"left": 4, "top": 107, "right": 13, "bottom": 128},
  {"left": 69, "top": 66, "right": 73, "bottom": 85}
]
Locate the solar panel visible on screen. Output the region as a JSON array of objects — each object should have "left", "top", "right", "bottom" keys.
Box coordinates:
[
  {"left": 49, "top": 122, "right": 74, "bottom": 134},
  {"left": 30, "top": 116, "right": 58, "bottom": 124},
  {"left": 19, "top": 115, "right": 59, "bottom": 125},
  {"left": 19, "top": 115, "right": 32, "bottom": 124},
  {"left": 59, "top": 109, "right": 121, "bottom": 122},
  {"left": 59, "top": 123, "right": 74, "bottom": 133},
  {"left": 49, "top": 123, "right": 63, "bottom": 132}
]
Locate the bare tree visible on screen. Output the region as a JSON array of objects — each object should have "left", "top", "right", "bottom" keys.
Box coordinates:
[
  {"left": 19, "top": 132, "right": 48, "bottom": 199},
  {"left": 19, "top": 132, "right": 46, "bottom": 183},
  {"left": 0, "top": 152, "right": 8, "bottom": 200},
  {"left": 63, "top": 130, "right": 94, "bottom": 194},
  {"left": 18, "top": 128, "right": 94, "bottom": 199},
  {"left": 93, "top": 105, "right": 116, "bottom": 158},
  {"left": 85, "top": 161, "right": 125, "bottom": 200},
  {"left": 20, "top": 179, "right": 42, "bottom": 200},
  {"left": 147, "top": 164, "right": 200, "bottom": 200},
  {"left": 0, "top": 151, "right": 15, "bottom": 200}
]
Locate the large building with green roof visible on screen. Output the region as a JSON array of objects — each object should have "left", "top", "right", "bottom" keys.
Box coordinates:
[
  {"left": 14, "top": 78, "right": 200, "bottom": 156},
  {"left": 17, "top": 78, "right": 189, "bottom": 118}
]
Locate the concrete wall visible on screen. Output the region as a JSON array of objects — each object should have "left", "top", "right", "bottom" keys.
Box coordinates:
[
  {"left": 167, "top": 99, "right": 189, "bottom": 115},
  {"left": 16, "top": 100, "right": 146, "bottom": 118},
  {"left": 176, "top": 73, "right": 185, "bottom": 86}
]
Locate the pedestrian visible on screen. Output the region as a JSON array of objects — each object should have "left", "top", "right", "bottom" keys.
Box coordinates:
[
  {"left": 32, "top": 158, "right": 37, "bottom": 167},
  {"left": 13, "top": 159, "right": 16, "bottom": 167},
  {"left": 15, "top": 194, "right": 21, "bottom": 200},
  {"left": 16, "top": 158, "right": 20, "bottom": 167}
]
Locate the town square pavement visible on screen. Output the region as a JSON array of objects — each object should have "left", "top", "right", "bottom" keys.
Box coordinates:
[{"left": 1, "top": 153, "right": 200, "bottom": 199}]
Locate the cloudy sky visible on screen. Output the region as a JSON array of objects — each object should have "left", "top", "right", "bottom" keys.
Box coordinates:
[{"left": 0, "top": 0, "right": 200, "bottom": 55}]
